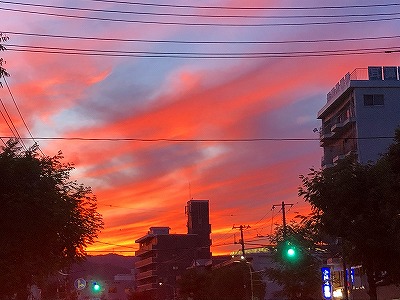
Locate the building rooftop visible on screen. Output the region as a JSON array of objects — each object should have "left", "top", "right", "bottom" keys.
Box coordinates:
[{"left": 318, "top": 66, "right": 400, "bottom": 119}]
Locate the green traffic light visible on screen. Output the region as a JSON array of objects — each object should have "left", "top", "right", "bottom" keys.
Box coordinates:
[
  {"left": 287, "top": 247, "right": 296, "bottom": 257},
  {"left": 281, "top": 240, "right": 300, "bottom": 262},
  {"left": 92, "top": 282, "right": 101, "bottom": 292}
]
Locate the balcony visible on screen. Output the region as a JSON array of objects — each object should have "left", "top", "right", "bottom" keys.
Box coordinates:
[
  {"left": 319, "top": 131, "right": 334, "bottom": 147},
  {"left": 136, "top": 245, "right": 156, "bottom": 257},
  {"left": 331, "top": 117, "right": 355, "bottom": 133},
  {"left": 321, "top": 156, "right": 333, "bottom": 169},
  {"left": 136, "top": 282, "right": 159, "bottom": 292},
  {"left": 135, "top": 256, "right": 157, "bottom": 269},
  {"left": 332, "top": 150, "right": 357, "bottom": 165},
  {"left": 136, "top": 269, "right": 157, "bottom": 281},
  {"left": 333, "top": 154, "right": 345, "bottom": 164}
]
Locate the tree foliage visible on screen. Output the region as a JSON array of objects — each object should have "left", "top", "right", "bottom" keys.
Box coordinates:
[
  {"left": 0, "top": 32, "right": 10, "bottom": 82},
  {"left": 178, "top": 263, "right": 265, "bottom": 300},
  {"left": 0, "top": 140, "right": 103, "bottom": 299},
  {"left": 265, "top": 221, "right": 323, "bottom": 300},
  {"left": 178, "top": 268, "right": 212, "bottom": 300},
  {"left": 298, "top": 129, "right": 400, "bottom": 300}
]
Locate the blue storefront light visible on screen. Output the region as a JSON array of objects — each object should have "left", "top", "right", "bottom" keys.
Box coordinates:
[{"left": 321, "top": 267, "right": 332, "bottom": 299}]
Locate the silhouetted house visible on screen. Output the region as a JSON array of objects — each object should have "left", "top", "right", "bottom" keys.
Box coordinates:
[
  {"left": 134, "top": 200, "right": 211, "bottom": 299},
  {"left": 318, "top": 66, "right": 400, "bottom": 168}
]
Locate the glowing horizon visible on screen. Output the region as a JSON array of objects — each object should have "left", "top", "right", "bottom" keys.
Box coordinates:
[{"left": 1, "top": 0, "right": 399, "bottom": 257}]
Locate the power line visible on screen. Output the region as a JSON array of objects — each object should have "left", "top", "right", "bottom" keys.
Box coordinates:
[
  {"left": 2, "top": 6, "right": 400, "bottom": 26},
  {"left": 212, "top": 241, "right": 237, "bottom": 247},
  {"left": 98, "top": 203, "right": 183, "bottom": 215},
  {"left": 0, "top": 98, "right": 28, "bottom": 151},
  {"left": 85, "top": 0, "right": 400, "bottom": 11},
  {"left": 0, "top": 101, "right": 19, "bottom": 141},
  {"left": 0, "top": 136, "right": 395, "bottom": 142},
  {"left": 2, "top": 77, "right": 44, "bottom": 155},
  {"left": 95, "top": 240, "right": 136, "bottom": 249},
  {"left": 3, "top": 1, "right": 400, "bottom": 19},
  {"left": 6, "top": 44, "right": 400, "bottom": 58},
  {"left": 85, "top": 250, "right": 135, "bottom": 253},
  {"left": 5, "top": 30, "right": 400, "bottom": 45},
  {"left": 8, "top": 43, "right": 400, "bottom": 55}
]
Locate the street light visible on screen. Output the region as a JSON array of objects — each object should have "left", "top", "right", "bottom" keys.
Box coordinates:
[{"left": 159, "top": 282, "right": 176, "bottom": 300}]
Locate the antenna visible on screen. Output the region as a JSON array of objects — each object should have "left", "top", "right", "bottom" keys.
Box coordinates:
[{"left": 188, "top": 181, "right": 193, "bottom": 199}]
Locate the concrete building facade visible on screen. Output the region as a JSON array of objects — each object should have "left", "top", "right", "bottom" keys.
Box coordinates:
[
  {"left": 134, "top": 200, "right": 211, "bottom": 299},
  {"left": 318, "top": 66, "right": 400, "bottom": 168}
]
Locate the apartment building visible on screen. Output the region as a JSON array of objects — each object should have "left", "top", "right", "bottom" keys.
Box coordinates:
[
  {"left": 318, "top": 66, "right": 400, "bottom": 168},
  {"left": 134, "top": 200, "right": 211, "bottom": 299}
]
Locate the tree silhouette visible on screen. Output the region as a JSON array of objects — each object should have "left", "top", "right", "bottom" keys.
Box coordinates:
[
  {"left": 0, "top": 32, "right": 10, "bottom": 82},
  {"left": 265, "top": 221, "right": 323, "bottom": 300},
  {"left": 0, "top": 140, "right": 103, "bottom": 299},
  {"left": 299, "top": 129, "right": 400, "bottom": 300}
]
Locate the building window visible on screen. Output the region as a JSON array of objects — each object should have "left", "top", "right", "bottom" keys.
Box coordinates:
[{"left": 363, "top": 94, "right": 384, "bottom": 106}]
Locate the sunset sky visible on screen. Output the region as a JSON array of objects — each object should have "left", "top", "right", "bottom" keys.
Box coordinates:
[{"left": 1, "top": 0, "right": 400, "bottom": 256}]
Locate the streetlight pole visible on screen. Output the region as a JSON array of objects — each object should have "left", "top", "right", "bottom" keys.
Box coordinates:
[
  {"left": 234, "top": 259, "right": 254, "bottom": 300},
  {"left": 247, "top": 263, "right": 254, "bottom": 300}
]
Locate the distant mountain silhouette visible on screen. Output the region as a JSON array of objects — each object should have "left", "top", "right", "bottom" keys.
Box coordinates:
[{"left": 69, "top": 254, "right": 137, "bottom": 281}]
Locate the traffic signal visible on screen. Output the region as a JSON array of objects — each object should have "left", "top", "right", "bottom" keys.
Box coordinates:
[
  {"left": 280, "top": 240, "right": 301, "bottom": 263},
  {"left": 91, "top": 282, "right": 101, "bottom": 293},
  {"left": 286, "top": 244, "right": 297, "bottom": 259}
]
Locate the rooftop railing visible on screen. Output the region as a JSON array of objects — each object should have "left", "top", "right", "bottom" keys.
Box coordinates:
[
  {"left": 349, "top": 68, "right": 369, "bottom": 80},
  {"left": 326, "top": 66, "right": 399, "bottom": 103}
]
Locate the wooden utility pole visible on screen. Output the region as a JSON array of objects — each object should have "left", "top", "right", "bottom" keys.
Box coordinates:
[
  {"left": 339, "top": 237, "right": 349, "bottom": 300},
  {"left": 272, "top": 201, "right": 293, "bottom": 238},
  {"left": 232, "top": 225, "right": 250, "bottom": 257}
]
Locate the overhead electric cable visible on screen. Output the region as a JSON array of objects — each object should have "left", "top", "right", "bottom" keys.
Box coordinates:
[
  {"left": 0, "top": 136, "right": 395, "bottom": 142},
  {"left": 8, "top": 43, "right": 400, "bottom": 55},
  {"left": 0, "top": 98, "right": 27, "bottom": 150},
  {"left": 98, "top": 203, "right": 183, "bottom": 215},
  {"left": 5, "top": 30, "right": 400, "bottom": 45},
  {"left": 6, "top": 44, "right": 400, "bottom": 58},
  {"left": 212, "top": 242, "right": 237, "bottom": 247},
  {"left": 85, "top": 250, "right": 135, "bottom": 253},
  {"left": 86, "top": 0, "right": 400, "bottom": 10},
  {"left": 2, "top": 6, "right": 400, "bottom": 26},
  {"left": 211, "top": 228, "right": 235, "bottom": 245},
  {"left": 3, "top": 77, "right": 44, "bottom": 155},
  {"left": 96, "top": 240, "right": 136, "bottom": 249},
  {"left": 0, "top": 103, "right": 18, "bottom": 139},
  {"left": 3, "top": 1, "right": 400, "bottom": 19}
]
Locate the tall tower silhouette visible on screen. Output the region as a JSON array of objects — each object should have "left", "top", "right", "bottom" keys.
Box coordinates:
[{"left": 186, "top": 200, "right": 212, "bottom": 259}]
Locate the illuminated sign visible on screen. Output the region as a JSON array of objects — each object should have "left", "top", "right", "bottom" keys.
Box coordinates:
[
  {"left": 74, "top": 278, "right": 86, "bottom": 290},
  {"left": 321, "top": 267, "right": 332, "bottom": 299}
]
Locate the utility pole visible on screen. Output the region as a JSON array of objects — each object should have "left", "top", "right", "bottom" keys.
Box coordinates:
[
  {"left": 339, "top": 237, "right": 349, "bottom": 300},
  {"left": 272, "top": 201, "right": 293, "bottom": 238},
  {"left": 232, "top": 225, "right": 250, "bottom": 257}
]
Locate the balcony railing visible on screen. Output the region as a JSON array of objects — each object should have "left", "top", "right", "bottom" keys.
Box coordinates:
[
  {"left": 322, "top": 66, "right": 399, "bottom": 116},
  {"left": 350, "top": 66, "right": 400, "bottom": 80},
  {"left": 136, "top": 269, "right": 157, "bottom": 281},
  {"left": 321, "top": 156, "right": 333, "bottom": 169},
  {"left": 136, "top": 282, "right": 159, "bottom": 292},
  {"left": 319, "top": 129, "right": 334, "bottom": 147},
  {"left": 349, "top": 68, "right": 369, "bottom": 80},
  {"left": 135, "top": 256, "right": 157, "bottom": 269},
  {"left": 135, "top": 245, "right": 156, "bottom": 256},
  {"left": 331, "top": 116, "right": 355, "bottom": 132}
]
